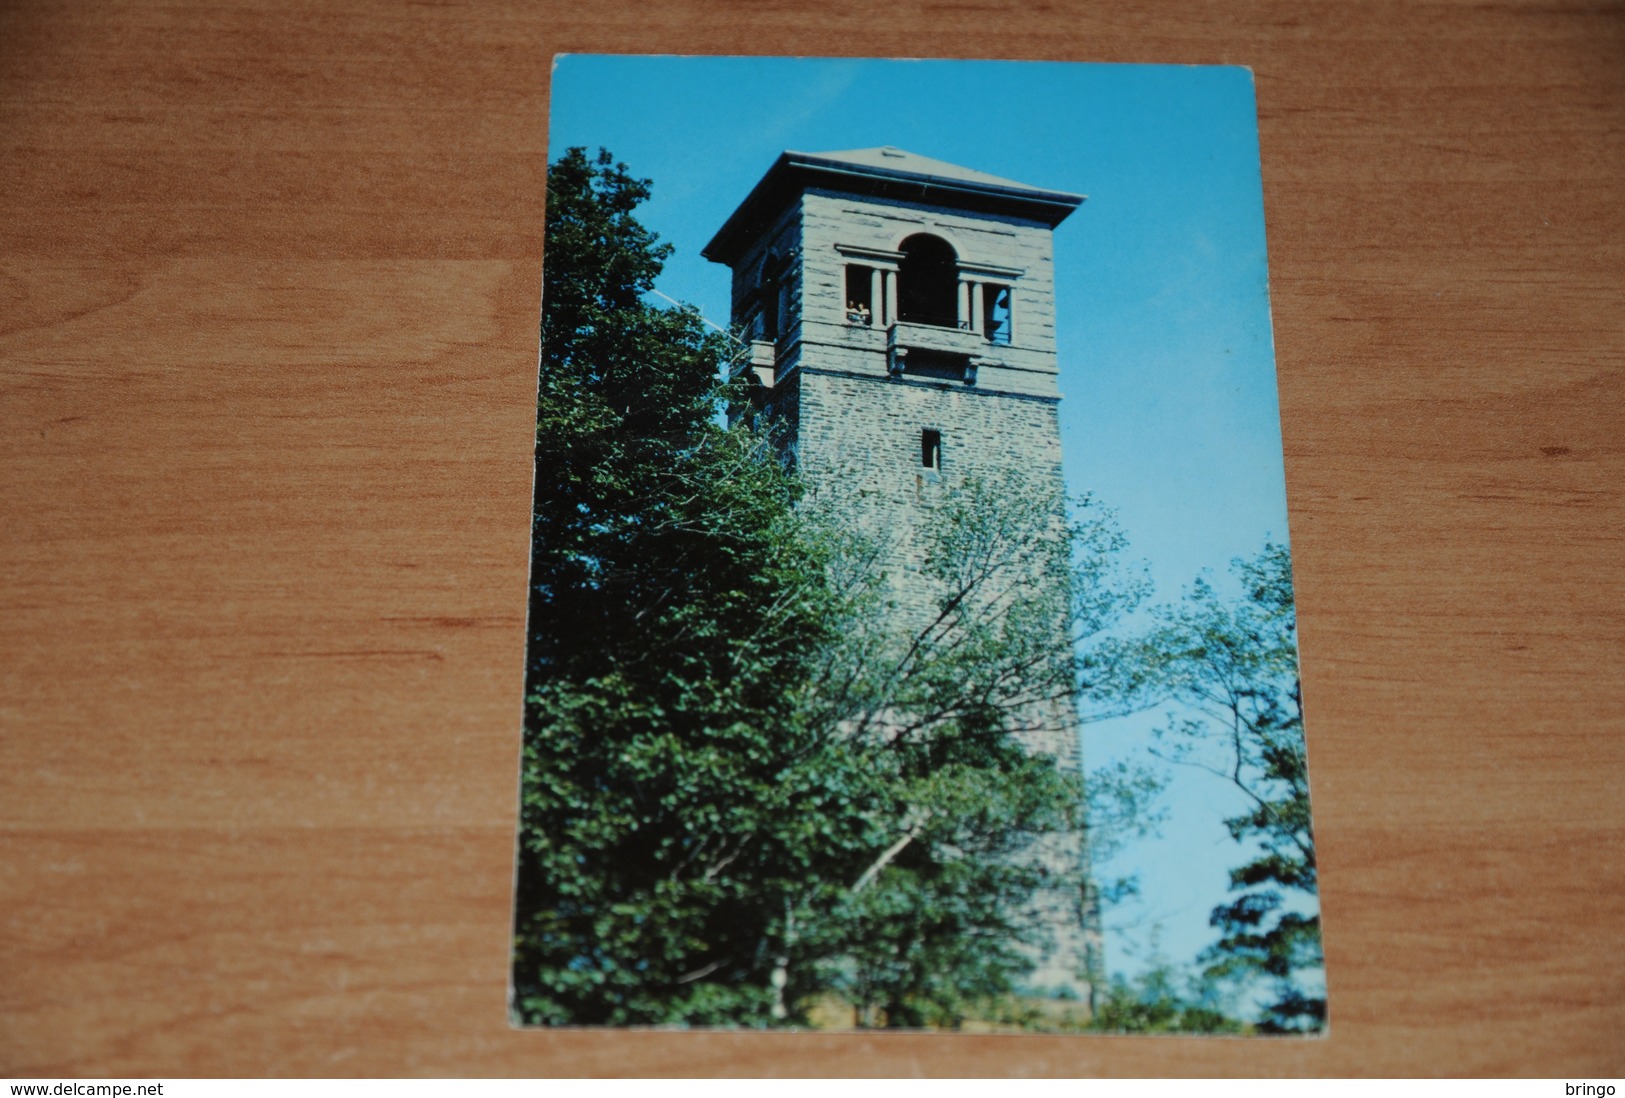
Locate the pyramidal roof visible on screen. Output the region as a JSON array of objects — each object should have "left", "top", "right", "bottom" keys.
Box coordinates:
[
  {"left": 799, "top": 146, "right": 1063, "bottom": 194},
  {"left": 703, "top": 146, "right": 1084, "bottom": 265}
]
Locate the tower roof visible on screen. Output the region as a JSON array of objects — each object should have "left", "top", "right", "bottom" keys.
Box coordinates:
[{"left": 702, "top": 146, "right": 1085, "bottom": 266}]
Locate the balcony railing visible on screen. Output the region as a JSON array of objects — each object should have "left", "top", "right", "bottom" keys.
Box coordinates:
[{"left": 887, "top": 321, "right": 987, "bottom": 359}]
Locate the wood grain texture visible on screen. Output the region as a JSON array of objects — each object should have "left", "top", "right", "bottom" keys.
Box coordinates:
[{"left": 2, "top": 0, "right": 1622, "bottom": 1077}]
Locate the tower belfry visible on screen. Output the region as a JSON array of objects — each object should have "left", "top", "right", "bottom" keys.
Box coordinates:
[{"left": 704, "top": 147, "right": 1096, "bottom": 999}]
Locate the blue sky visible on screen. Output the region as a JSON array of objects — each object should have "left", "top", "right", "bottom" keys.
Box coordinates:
[{"left": 548, "top": 55, "right": 1312, "bottom": 991}]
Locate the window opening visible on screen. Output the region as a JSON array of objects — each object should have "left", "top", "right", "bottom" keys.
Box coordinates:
[
  {"left": 758, "top": 252, "right": 780, "bottom": 341},
  {"left": 921, "top": 428, "right": 942, "bottom": 470},
  {"left": 760, "top": 287, "right": 779, "bottom": 341},
  {"left": 845, "top": 265, "right": 873, "bottom": 325},
  {"left": 983, "top": 284, "right": 1012, "bottom": 345}
]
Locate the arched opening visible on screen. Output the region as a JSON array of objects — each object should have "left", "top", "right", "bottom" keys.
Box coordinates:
[{"left": 897, "top": 234, "right": 958, "bottom": 328}]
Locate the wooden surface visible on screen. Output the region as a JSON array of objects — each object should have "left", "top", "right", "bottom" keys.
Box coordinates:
[{"left": 3, "top": 0, "right": 1622, "bottom": 1077}]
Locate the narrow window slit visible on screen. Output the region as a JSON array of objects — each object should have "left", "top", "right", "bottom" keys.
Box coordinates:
[{"left": 921, "top": 429, "right": 942, "bottom": 470}]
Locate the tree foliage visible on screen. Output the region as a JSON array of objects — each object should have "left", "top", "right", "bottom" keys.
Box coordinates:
[
  {"left": 515, "top": 147, "right": 840, "bottom": 1025},
  {"left": 512, "top": 148, "right": 1142, "bottom": 1029},
  {"left": 788, "top": 474, "right": 1129, "bottom": 1024},
  {"left": 1086, "top": 954, "right": 1246, "bottom": 1035},
  {"left": 1140, "top": 544, "right": 1325, "bottom": 1033}
]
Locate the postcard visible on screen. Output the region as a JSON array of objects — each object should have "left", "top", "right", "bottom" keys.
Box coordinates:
[{"left": 511, "top": 55, "right": 1324, "bottom": 1034}]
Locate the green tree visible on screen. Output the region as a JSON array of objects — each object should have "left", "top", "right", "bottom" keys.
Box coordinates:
[
  {"left": 1086, "top": 949, "right": 1246, "bottom": 1034},
  {"left": 1141, "top": 544, "right": 1325, "bottom": 1033},
  {"left": 514, "top": 147, "right": 844, "bottom": 1025},
  {"left": 787, "top": 475, "right": 1131, "bottom": 1026},
  {"left": 512, "top": 148, "right": 1148, "bottom": 1030}
]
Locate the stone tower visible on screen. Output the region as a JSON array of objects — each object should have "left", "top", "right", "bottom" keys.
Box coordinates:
[{"left": 703, "top": 147, "right": 1097, "bottom": 1001}]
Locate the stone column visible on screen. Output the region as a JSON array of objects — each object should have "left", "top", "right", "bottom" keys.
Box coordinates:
[
  {"left": 870, "top": 268, "right": 883, "bottom": 326},
  {"left": 957, "top": 279, "right": 970, "bottom": 329},
  {"left": 970, "top": 281, "right": 985, "bottom": 336},
  {"left": 883, "top": 269, "right": 898, "bottom": 326}
]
